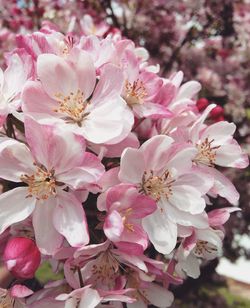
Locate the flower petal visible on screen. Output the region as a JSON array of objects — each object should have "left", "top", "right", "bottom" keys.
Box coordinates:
[
  {"left": 0, "top": 187, "right": 35, "bottom": 234},
  {"left": 119, "top": 148, "right": 145, "bottom": 184},
  {"left": 37, "top": 53, "right": 78, "bottom": 98},
  {"left": 0, "top": 138, "right": 34, "bottom": 182},
  {"left": 142, "top": 209, "right": 177, "bottom": 254},
  {"left": 54, "top": 191, "right": 89, "bottom": 247},
  {"left": 33, "top": 198, "right": 63, "bottom": 255}
]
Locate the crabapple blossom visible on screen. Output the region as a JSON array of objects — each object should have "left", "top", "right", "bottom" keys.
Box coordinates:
[
  {"left": 0, "top": 14, "right": 248, "bottom": 307},
  {"left": 102, "top": 184, "right": 157, "bottom": 254},
  {"left": 0, "top": 117, "right": 104, "bottom": 254},
  {"left": 22, "top": 49, "right": 134, "bottom": 144},
  {"left": 119, "top": 135, "right": 212, "bottom": 254}
]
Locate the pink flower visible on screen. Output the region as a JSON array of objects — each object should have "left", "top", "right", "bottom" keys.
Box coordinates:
[
  {"left": 0, "top": 285, "right": 33, "bottom": 307},
  {"left": 189, "top": 104, "right": 249, "bottom": 204},
  {"left": 3, "top": 237, "right": 41, "bottom": 279},
  {"left": 119, "top": 135, "right": 211, "bottom": 254},
  {"left": 0, "top": 53, "right": 31, "bottom": 126},
  {"left": 0, "top": 117, "right": 104, "bottom": 254},
  {"left": 22, "top": 48, "right": 134, "bottom": 144},
  {"left": 176, "top": 227, "right": 223, "bottom": 279},
  {"left": 121, "top": 50, "right": 172, "bottom": 119},
  {"left": 126, "top": 270, "right": 174, "bottom": 308},
  {"left": 103, "top": 184, "right": 157, "bottom": 255}
]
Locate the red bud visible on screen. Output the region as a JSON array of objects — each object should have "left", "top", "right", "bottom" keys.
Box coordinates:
[
  {"left": 210, "top": 105, "right": 224, "bottom": 120},
  {"left": 3, "top": 237, "right": 41, "bottom": 279},
  {"left": 196, "top": 98, "right": 209, "bottom": 112}
]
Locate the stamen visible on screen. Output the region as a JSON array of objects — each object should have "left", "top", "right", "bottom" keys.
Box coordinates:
[
  {"left": 54, "top": 90, "right": 89, "bottom": 126},
  {"left": 0, "top": 292, "right": 14, "bottom": 308},
  {"left": 140, "top": 170, "right": 175, "bottom": 202},
  {"left": 124, "top": 79, "right": 147, "bottom": 106},
  {"left": 20, "top": 163, "right": 56, "bottom": 200},
  {"left": 121, "top": 208, "right": 134, "bottom": 232},
  {"left": 194, "top": 240, "right": 218, "bottom": 257},
  {"left": 194, "top": 138, "right": 220, "bottom": 167}
]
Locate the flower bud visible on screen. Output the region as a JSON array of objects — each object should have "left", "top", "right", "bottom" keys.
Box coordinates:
[
  {"left": 3, "top": 237, "right": 41, "bottom": 279},
  {"left": 196, "top": 98, "right": 209, "bottom": 112},
  {"left": 210, "top": 105, "right": 224, "bottom": 121}
]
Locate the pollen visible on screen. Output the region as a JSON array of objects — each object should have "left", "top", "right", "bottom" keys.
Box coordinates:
[
  {"left": 140, "top": 170, "right": 175, "bottom": 202},
  {"left": 54, "top": 90, "right": 89, "bottom": 126},
  {"left": 195, "top": 138, "right": 220, "bottom": 167},
  {"left": 194, "top": 240, "right": 218, "bottom": 257},
  {"left": 121, "top": 208, "right": 134, "bottom": 232},
  {"left": 20, "top": 163, "right": 56, "bottom": 200},
  {"left": 125, "top": 79, "right": 147, "bottom": 106},
  {"left": 0, "top": 292, "right": 14, "bottom": 308}
]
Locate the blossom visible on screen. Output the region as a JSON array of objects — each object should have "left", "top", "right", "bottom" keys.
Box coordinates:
[
  {"left": 102, "top": 184, "right": 157, "bottom": 254},
  {"left": 119, "top": 135, "right": 212, "bottom": 254},
  {"left": 0, "top": 53, "right": 31, "bottom": 126},
  {"left": 22, "top": 48, "right": 134, "bottom": 144},
  {"left": 0, "top": 117, "right": 104, "bottom": 254}
]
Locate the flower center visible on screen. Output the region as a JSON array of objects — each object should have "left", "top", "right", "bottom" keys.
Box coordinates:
[
  {"left": 193, "top": 240, "right": 218, "bottom": 257},
  {"left": 124, "top": 79, "right": 147, "bottom": 107},
  {"left": 91, "top": 251, "right": 120, "bottom": 288},
  {"left": 0, "top": 293, "right": 14, "bottom": 308},
  {"left": 54, "top": 90, "right": 90, "bottom": 126},
  {"left": 194, "top": 138, "right": 220, "bottom": 167},
  {"left": 20, "top": 163, "right": 56, "bottom": 200},
  {"left": 140, "top": 170, "right": 174, "bottom": 202}
]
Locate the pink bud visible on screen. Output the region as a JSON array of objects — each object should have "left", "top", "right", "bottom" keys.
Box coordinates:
[
  {"left": 196, "top": 98, "right": 209, "bottom": 112},
  {"left": 210, "top": 105, "right": 224, "bottom": 120},
  {"left": 3, "top": 237, "right": 41, "bottom": 279}
]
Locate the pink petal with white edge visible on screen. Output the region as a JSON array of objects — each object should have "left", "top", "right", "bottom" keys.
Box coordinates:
[
  {"left": 144, "top": 283, "right": 174, "bottom": 308},
  {"left": 140, "top": 135, "right": 173, "bottom": 172},
  {"left": 91, "top": 64, "right": 124, "bottom": 106},
  {"left": 104, "top": 210, "right": 124, "bottom": 241},
  {"left": 100, "top": 132, "right": 140, "bottom": 158},
  {"left": 167, "top": 203, "right": 209, "bottom": 228},
  {"left": 203, "top": 166, "right": 240, "bottom": 205},
  {"left": 176, "top": 170, "right": 214, "bottom": 195},
  {"left": 83, "top": 97, "right": 133, "bottom": 144},
  {"left": 25, "top": 117, "right": 86, "bottom": 173},
  {"left": 215, "top": 142, "right": 249, "bottom": 168},
  {"left": 0, "top": 187, "right": 36, "bottom": 234},
  {"left": 0, "top": 138, "right": 35, "bottom": 182},
  {"left": 106, "top": 184, "right": 137, "bottom": 211},
  {"left": 118, "top": 223, "right": 149, "bottom": 254},
  {"left": 175, "top": 81, "right": 201, "bottom": 101},
  {"left": 133, "top": 102, "right": 172, "bottom": 119},
  {"left": 3, "top": 54, "right": 28, "bottom": 99},
  {"left": 201, "top": 121, "right": 236, "bottom": 146},
  {"left": 79, "top": 287, "right": 101, "bottom": 308},
  {"left": 54, "top": 191, "right": 89, "bottom": 247},
  {"left": 37, "top": 53, "right": 78, "bottom": 98},
  {"left": 22, "top": 80, "right": 59, "bottom": 115},
  {"left": 142, "top": 209, "right": 177, "bottom": 254},
  {"left": 166, "top": 147, "right": 197, "bottom": 177},
  {"left": 10, "top": 284, "right": 33, "bottom": 298},
  {"left": 131, "top": 194, "right": 157, "bottom": 218},
  {"left": 33, "top": 198, "right": 63, "bottom": 255},
  {"left": 208, "top": 207, "right": 240, "bottom": 227},
  {"left": 58, "top": 152, "right": 104, "bottom": 190},
  {"left": 190, "top": 104, "right": 216, "bottom": 143},
  {"left": 119, "top": 148, "right": 145, "bottom": 184},
  {"left": 69, "top": 48, "right": 96, "bottom": 100}
]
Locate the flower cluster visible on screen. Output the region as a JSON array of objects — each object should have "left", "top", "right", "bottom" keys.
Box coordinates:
[{"left": 0, "top": 23, "right": 248, "bottom": 307}]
